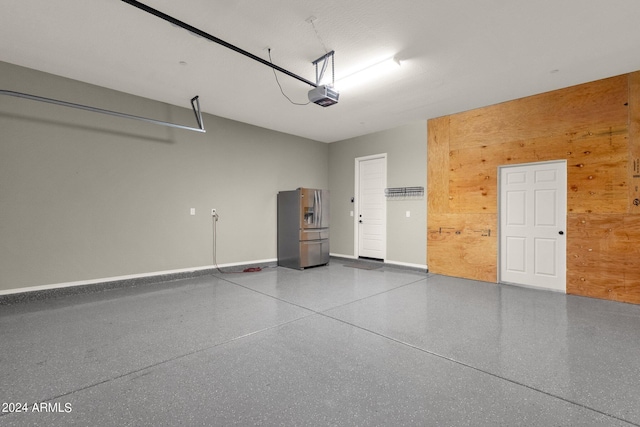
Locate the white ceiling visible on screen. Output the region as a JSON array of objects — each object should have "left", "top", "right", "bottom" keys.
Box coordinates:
[{"left": 2, "top": 0, "right": 640, "bottom": 143}]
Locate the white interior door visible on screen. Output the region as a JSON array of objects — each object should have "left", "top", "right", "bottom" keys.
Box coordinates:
[
  {"left": 499, "top": 161, "right": 567, "bottom": 292},
  {"left": 356, "top": 155, "right": 387, "bottom": 260}
]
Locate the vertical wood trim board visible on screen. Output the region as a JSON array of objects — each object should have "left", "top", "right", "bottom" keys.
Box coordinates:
[{"left": 427, "top": 71, "right": 640, "bottom": 304}]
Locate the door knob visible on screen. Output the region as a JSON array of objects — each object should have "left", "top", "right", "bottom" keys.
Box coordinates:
[
  {"left": 359, "top": 220, "right": 363, "bottom": 223},
  {"left": 559, "top": 231, "right": 564, "bottom": 235}
]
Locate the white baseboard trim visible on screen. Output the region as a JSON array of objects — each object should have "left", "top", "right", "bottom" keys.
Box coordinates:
[
  {"left": 0, "top": 258, "right": 277, "bottom": 297},
  {"left": 330, "top": 253, "right": 357, "bottom": 260},
  {"left": 385, "top": 260, "right": 428, "bottom": 270}
]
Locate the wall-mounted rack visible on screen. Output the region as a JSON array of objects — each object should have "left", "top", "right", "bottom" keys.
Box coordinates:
[
  {"left": 0, "top": 89, "right": 206, "bottom": 133},
  {"left": 385, "top": 186, "right": 424, "bottom": 199}
]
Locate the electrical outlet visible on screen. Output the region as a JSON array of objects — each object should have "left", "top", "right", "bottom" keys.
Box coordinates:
[
  {"left": 211, "top": 209, "right": 217, "bottom": 216},
  {"left": 190, "top": 208, "right": 196, "bottom": 216}
]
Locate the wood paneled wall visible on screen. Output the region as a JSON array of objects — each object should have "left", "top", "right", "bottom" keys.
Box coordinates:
[{"left": 427, "top": 71, "right": 640, "bottom": 304}]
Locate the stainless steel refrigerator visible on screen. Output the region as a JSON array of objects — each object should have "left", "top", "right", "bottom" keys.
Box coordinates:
[{"left": 277, "top": 188, "right": 329, "bottom": 269}]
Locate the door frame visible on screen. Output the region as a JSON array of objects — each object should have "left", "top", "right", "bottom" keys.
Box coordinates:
[
  {"left": 497, "top": 159, "right": 567, "bottom": 291},
  {"left": 354, "top": 153, "right": 387, "bottom": 259}
]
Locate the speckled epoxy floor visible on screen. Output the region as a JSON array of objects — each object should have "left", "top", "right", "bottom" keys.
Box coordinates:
[{"left": 1, "top": 262, "right": 640, "bottom": 426}]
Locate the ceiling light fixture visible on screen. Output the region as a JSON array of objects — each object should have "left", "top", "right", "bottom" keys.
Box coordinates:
[{"left": 331, "top": 56, "right": 401, "bottom": 91}]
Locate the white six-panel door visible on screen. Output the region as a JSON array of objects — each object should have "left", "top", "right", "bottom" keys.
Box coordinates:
[{"left": 499, "top": 161, "right": 567, "bottom": 292}]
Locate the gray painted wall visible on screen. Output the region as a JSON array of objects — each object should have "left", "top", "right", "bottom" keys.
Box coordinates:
[
  {"left": 0, "top": 62, "right": 328, "bottom": 292},
  {"left": 328, "top": 122, "right": 427, "bottom": 267}
]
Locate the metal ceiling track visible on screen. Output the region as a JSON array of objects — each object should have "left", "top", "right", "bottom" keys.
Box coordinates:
[
  {"left": 0, "top": 90, "right": 206, "bottom": 133},
  {"left": 120, "top": 0, "right": 318, "bottom": 88}
]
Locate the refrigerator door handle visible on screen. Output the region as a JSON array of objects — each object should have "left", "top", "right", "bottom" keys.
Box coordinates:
[
  {"left": 314, "top": 190, "right": 320, "bottom": 227},
  {"left": 318, "top": 190, "right": 322, "bottom": 227}
]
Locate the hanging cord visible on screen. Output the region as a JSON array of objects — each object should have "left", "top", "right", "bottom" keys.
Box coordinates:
[
  {"left": 211, "top": 212, "right": 266, "bottom": 274},
  {"left": 211, "top": 211, "right": 225, "bottom": 273},
  {"left": 268, "top": 49, "right": 310, "bottom": 106}
]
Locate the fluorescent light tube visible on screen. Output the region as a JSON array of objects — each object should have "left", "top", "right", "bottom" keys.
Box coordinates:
[{"left": 330, "top": 56, "right": 401, "bottom": 91}]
